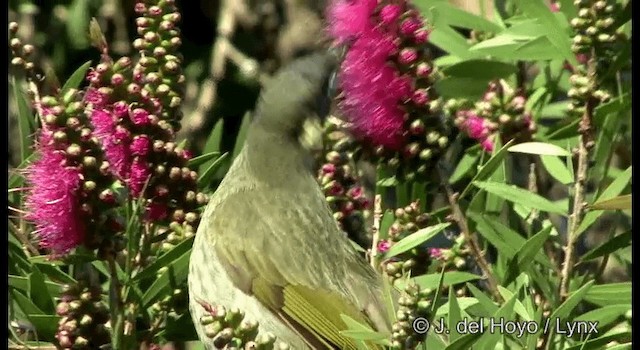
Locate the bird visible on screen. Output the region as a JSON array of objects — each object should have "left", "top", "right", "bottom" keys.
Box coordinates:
[{"left": 188, "top": 51, "right": 392, "bottom": 349}]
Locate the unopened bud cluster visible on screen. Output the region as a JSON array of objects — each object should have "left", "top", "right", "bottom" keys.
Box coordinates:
[
  {"left": 427, "top": 234, "right": 469, "bottom": 272},
  {"left": 8, "top": 22, "right": 36, "bottom": 72},
  {"left": 85, "top": 0, "right": 207, "bottom": 241},
  {"left": 379, "top": 201, "right": 434, "bottom": 278},
  {"left": 390, "top": 282, "right": 431, "bottom": 350},
  {"left": 566, "top": 0, "right": 621, "bottom": 118},
  {"left": 55, "top": 281, "right": 110, "bottom": 350},
  {"left": 198, "top": 302, "right": 290, "bottom": 349},
  {"left": 570, "top": 0, "right": 623, "bottom": 54},
  {"left": 317, "top": 118, "right": 371, "bottom": 246},
  {"left": 447, "top": 79, "right": 537, "bottom": 152}
]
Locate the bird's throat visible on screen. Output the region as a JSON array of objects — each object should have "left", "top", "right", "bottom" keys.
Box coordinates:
[{"left": 244, "top": 127, "right": 316, "bottom": 186}]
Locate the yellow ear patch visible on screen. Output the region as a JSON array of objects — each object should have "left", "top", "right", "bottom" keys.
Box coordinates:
[{"left": 299, "top": 117, "right": 324, "bottom": 152}]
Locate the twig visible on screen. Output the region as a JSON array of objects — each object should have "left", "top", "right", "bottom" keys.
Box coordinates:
[
  {"left": 369, "top": 194, "right": 383, "bottom": 270},
  {"left": 441, "top": 180, "right": 502, "bottom": 301},
  {"left": 559, "top": 52, "right": 597, "bottom": 300},
  {"left": 180, "top": 0, "right": 264, "bottom": 139}
]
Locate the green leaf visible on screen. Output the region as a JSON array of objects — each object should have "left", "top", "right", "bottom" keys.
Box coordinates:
[
  {"left": 444, "top": 332, "right": 484, "bottom": 350},
  {"left": 473, "top": 181, "right": 566, "bottom": 214},
  {"left": 508, "top": 142, "right": 571, "bottom": 156},
  {"left": 188, "top": 151, "right": 221, "bottom": 168},
  {"left": 378, "top": 210, "right": 394, "bottom": 240},
  {"left": 198, "top": 118, "right": 225, "bottom": 177},
  {"left": 580, "top": 231, "right": 631, "bottom": 262},
  {"left": 459, "top": 139, "right": 514, "bottom": 199},
  {"left": 541, "top": 155, "right": 574, "bottom": 185},
  {"left": 384, "top": 223, "right": 450, "bottom": 259},
  {"left": 12, "top": 78, "right": 35, "bottom": 161},
  {"left": 447, "top": 287, "right": 463, "bottom": 342},
  {"left": 34, "top": 263, "right": 76, "bottom": 284},
  {"left": 61, "top": 60, "right": 93, "bottom": 94},
  {"left": 583, "top": 283, "right": 631, "bottom": 306},
  {"left": 434, "top": 297, "right": 479, "bottom": 317},
  {"left": 10, "top": 288, "right": 44, "bottom": 316},
  {"left": 540, "top": 101, "right": 569, "bottom": 119},
  {"left": 575, "top": 305, "right": 630, "bottom": 328},
  {"left": 442, "top": 59, "right": 518, "bottom": 81},
  {"left": 133, "top": 236, "right": 194, "bottom": 281},
  {"left": 28, "top": 315, "right": 61, "bottom": 343},
  {"left": 577, "top": 166, "right": 632, "bottom": 236},
  {"left": 475, "top": 295, "right": 517, "bottom": 349},
  {"left": 435, "top": 77, "right": 495, "bottom": 99},
  {"left": 427, "top": 7, "right": 476, "bottom": 60},
  {"left": 590, "top": 194, "right": 631, "bottom": 211},
  {"left": 466, "top": 283, "right": 499, "bottom": 315},
  {"left": 512, "top": 0, "right": 577, "bottom": 65},
  {"left": 141, "top": 248, "right": 191, "bottom": 308},
  {"left": 198, "top": 152, "right": 229, "bottom": 189},
  {"left": 503, "top": 226, "right": 552, "bottom": 285},
  {"left": 449, "top": 148, "right": 480, "bottom": 184},
  {"left": 408, "top": 272, "right": 483, "bottom": 290},
  {"left": 549, "top": 280, "right": 594, "bottom": 321},
  {"left": 468, "top": 213, "right": 553, "bottom": 269},
  {"left": 28, "top": 266, "right": 56, "bottom": 314},
  {"left": 9, "top": 275, "right": 62, "bottom": 296},
  {"left": 425, "top": 2, "right": 503, "bottom": 32},
  {"left": 565, "top": 330, "right": 631, "bottom": 350}
]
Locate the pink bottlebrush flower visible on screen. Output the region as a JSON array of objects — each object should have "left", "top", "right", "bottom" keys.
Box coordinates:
[
  {"left": 321, "top": 163, "right": 337, "bottom": 175},
  {"left": 398, "top": 48, "right": 418, "bottom": 65},
  {"left": 130, "top": 108, "right": 150, "bottom": 126},
  {"left": 413, "top": 29, "right": 430, "bottom": 43},
  {"left": 428, "top": 247, "right": 442, "bottom": 259},
  {"left": 339, "top": 30, "right": 409, "bottom": 148},
  {"left": 145, "top": 201, "right": 168, "bottom": 221},
  {"left": 346, "top": 185, "right": 364, "bottom": 200},
  {"left": 328, "top": 0, "right": 433, "bottom": 150},
  {"left": 377, "top": 239, "right": 391, "bottom": 253},
  {"left": 129, "top": 157, "right": 151, "bottom": 197},
  {"left": 481, "top": 138, "right": 494, "bottom": 152},
  {"left": 25, "top": 136, "right": 85, "bottom": 255},
  {"left": 464, "top": 114, "right": 490, "bottom": 140},
  {"left": 412, "top": 89, "right": 429, "bottom": 106},
  {"left": 130, "top": 135, "right": 151, "bottom": 156},
  {"left": 326, "top": 0, "right": 378, "bottom": 43},
  {"left": 400, "top": 17, "right": 421, "bottom": 36},
  {"left": 89, "top": 108, "right": 130, "bottom": 179},
  {"left": 549, "top": 2, "right": 560, "bottom": 12},
  {"left": 380, "top": 4, "right": 402, "bottom": 24}
]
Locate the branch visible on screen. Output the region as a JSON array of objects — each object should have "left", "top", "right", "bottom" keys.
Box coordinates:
[
  {"left": 559, "top": 53, "right": 597, "bottom": 300},
  {"left": 441, "top": 177, "right": 502, "bottom": 301},
  {"left": 369, "top": 194, "right": 383, "bottom": 270},
  {"left": 180, "top": 0, "right": 264, "bottom": 139}
]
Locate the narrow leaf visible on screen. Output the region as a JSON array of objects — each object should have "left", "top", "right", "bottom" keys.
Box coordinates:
[
  {"left": 590, "top": 194, "right": 631, "bottom": 211},
  {"left": 61, "top": 60, "right": 93, "bottom": 94},
  {"left": 473, "top": 181, "right": 566, "bottom": 214},
  {"left": 384, "top": 223, "right": 450, "bottom": 259},
  {"left": 508, "top": 142, "right": 571, "bottom": 156}
]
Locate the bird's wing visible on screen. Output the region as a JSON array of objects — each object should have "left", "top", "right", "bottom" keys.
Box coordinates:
[{"left": 204, "top": 186, "right": 388, "bottom": 349}]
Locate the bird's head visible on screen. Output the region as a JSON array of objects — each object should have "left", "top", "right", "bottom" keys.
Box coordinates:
[{"left": 252, "top": 51, "right": 339, "bottom": 149}]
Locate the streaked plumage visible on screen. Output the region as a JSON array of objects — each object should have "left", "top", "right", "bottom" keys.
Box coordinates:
[{"left": 188, "top": 52, "right": 391, "bottom": 349}]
